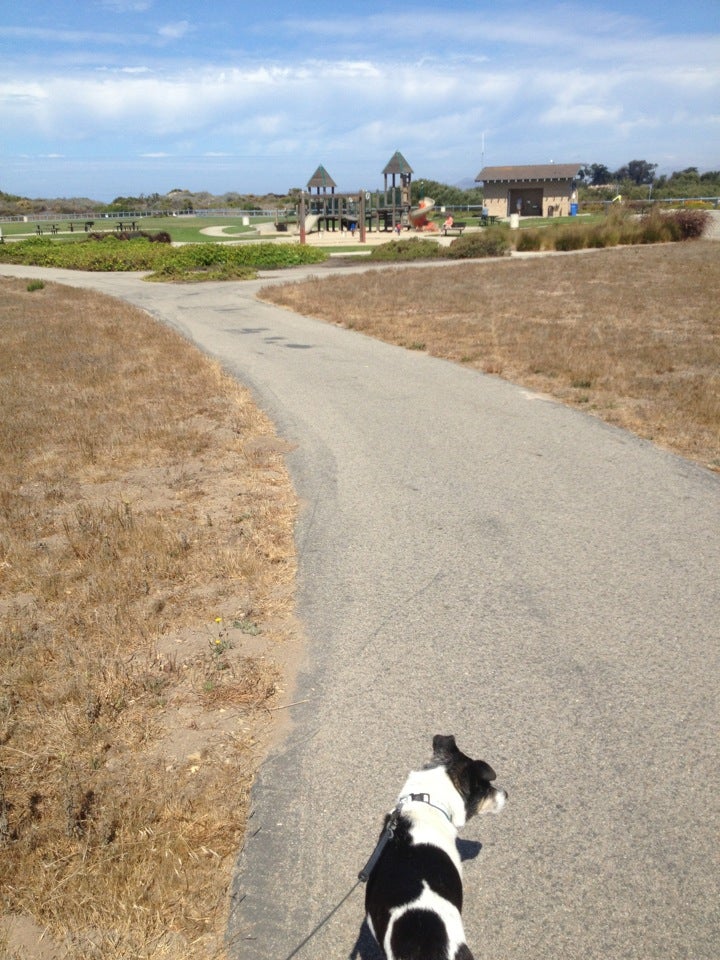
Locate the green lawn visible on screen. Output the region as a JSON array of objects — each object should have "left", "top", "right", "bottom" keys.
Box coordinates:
[
  {"left": 0, "top": 212, "right": 610, "bottom": 247},
  {"left": 0, "top": 215, "right": 276, "bottom": 244}
]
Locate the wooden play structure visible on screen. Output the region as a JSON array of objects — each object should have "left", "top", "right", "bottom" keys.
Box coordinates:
[{"left": 297, "top": 151, "right": 422, "bottom": 243}]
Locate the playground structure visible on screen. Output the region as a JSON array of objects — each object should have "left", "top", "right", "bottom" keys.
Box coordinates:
[{"left": 292, "top": 151, "right": 438, "bottom": 243}]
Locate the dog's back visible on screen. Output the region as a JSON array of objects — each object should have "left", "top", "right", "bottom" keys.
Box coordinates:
[
  {"left": 365, "top": 813, "right": 469, "bottom": 959},
  {"left": 363, "top": 735, "right": 506, "bottom": 960}
]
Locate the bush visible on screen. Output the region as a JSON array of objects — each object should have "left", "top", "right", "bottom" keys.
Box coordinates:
[
  {"left": 368, "top": 238, "right": 443, "bottom": 261},
  {"left": 586, "top": 225, "right": 621, "bottom": 248},
  {"left": 515, "top": 230, "right": 543, "bottom": 252},
  {"left": 666, "top": 209, "right": 710, "bottom": 239},
  {"left": 552, "top": 227, "right": 587, "bottom": 251},
  {"left": 0, "top": 237, "right": 327, "bottom": 279},
  {"left": 446, "top": 228, "right": 510, "bottom": 259},
  {"left": 138, "top": 231, "right": 172, "bottom": 243},
  {"left": 637, "top": 211, "right": 675, "bottom": 244},
  {"left": 147, "top": 241, "right": 327, "bottom": 280},
  {"left": 0, "top": 235, "right": 170, "bottom": 271}
]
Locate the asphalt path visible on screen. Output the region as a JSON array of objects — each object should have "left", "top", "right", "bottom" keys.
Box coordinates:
[{"left": 2, "top": 261, "right": 718, "bottom": 960}]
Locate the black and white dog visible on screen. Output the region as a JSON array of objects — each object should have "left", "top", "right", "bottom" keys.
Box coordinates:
[{"left": 362, "top": 735, "right": 507, "bottom": 960}]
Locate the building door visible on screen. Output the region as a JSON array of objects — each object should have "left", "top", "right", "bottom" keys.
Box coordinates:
[{"left": 508, "top": 188, "right": 543, "bottom": 216}]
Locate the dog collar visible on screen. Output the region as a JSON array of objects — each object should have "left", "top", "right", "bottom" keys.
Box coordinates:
[{"left": 398, "top": 792, "right": 454, "bottom": 824}]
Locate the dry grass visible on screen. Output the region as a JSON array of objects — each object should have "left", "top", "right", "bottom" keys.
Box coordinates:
[
  {"left": 262, "top": 242, "right": 720, "bottom": 470},
  {"left": 0, "top": 279, "right": 298, "bottom": 959}
]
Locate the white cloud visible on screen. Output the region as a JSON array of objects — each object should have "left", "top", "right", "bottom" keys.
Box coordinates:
[
  {"left": 158, "top": 20, "right": 191, "bottom": 41},
  {"left": 1, "top": 3, "right": 719, "bottom": 197}
]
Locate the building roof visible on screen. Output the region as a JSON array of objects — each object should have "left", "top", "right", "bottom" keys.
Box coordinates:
[
  {"left": 383, "top": 151, "right": 413, "bottom": 176},
  {"left": 307, "top": 165, "right": 337, "bottom": 189},
  {"left": 476, "top": 164, "right": 582, "bottom": 183}
]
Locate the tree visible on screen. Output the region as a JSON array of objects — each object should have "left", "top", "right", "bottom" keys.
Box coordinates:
[
  {"left": 412, "top": 179, "right": 464, "bottom": 205},
  {"left": 581, "top": 163, "right": 613, "bottom": 186},
  {"left": 614, "top": 160, "right": 657, "bottom": 185}
]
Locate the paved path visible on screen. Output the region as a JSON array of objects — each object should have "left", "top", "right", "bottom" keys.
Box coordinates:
[{"left": 2, "top": 262, "right": 718, "bottom": 960}]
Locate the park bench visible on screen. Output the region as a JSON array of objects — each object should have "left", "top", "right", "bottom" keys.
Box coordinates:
[{"left": 442, "top": 221, "right": 467, "bottom": 236}]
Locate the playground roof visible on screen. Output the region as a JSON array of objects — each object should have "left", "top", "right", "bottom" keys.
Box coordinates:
[
  {"left": 476, "top": 164, "right": 582, "bottom": 183},
  {"left": 383, "top": 151, "right": 413, "bottom": 176},
  {"left": 307, "top": 165, "right": 337, "bottom": 189}
]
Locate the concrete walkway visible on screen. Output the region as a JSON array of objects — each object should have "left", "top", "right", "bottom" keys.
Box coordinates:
[{"left": 1, "top": 260, "right": 718, "bottom": 960}]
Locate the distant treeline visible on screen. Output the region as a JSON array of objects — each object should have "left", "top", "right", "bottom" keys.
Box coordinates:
[
  {"left": 2, "top": 163, "right": 719, "bottom": 217},
  {"left": 579, "top": 162, "right": 720, "bottom": 199}
]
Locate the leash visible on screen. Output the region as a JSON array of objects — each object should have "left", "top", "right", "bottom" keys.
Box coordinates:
[
  {"left": 278, "top": 793, "right": 451, "bottom": 958},
  {"left": 275, "top": 807, "right": 397, "bottom": 959},
  {"left": 358, "top": 792, "right": 452, "bottom": 882},
  {"left": 358, "top": 807, "right": 401, "bottom": 882},
  {"left": 279, "top": 878, "right": 363, "bottom": 960}
]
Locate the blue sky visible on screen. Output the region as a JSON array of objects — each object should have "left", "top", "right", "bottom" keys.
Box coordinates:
[{"left": 1, "top": 0, "right": 718, "bottom": 201}]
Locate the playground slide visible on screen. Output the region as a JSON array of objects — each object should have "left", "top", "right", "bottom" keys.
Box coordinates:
[
  {"left": 304, "top": 213, "right": 321, "bottom": 233},
  {"left": 409, "top": 197, "right": 436, "bottom": 229}
]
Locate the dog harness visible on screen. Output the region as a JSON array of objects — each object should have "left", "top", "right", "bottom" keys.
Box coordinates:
[{"left": 358, "top": 793, "right": 454, "bottom": 882}]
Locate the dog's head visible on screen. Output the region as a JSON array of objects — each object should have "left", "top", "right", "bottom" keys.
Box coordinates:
[{"left": 430, "top": 734, "right": 507, "bottom": 819}]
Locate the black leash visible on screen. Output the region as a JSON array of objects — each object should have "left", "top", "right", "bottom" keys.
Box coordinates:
[
  {"left": 358, "top": 807, "right": 400, "bottom": 882},
  {"left": 358, "top": 792, "right": 451, "bottom": 883},
  {"left": 278, "top": 798, "right": 435, "bottom": 958},
  {"left": 280, "top": 879, "right": 363, "bottom": 960}
]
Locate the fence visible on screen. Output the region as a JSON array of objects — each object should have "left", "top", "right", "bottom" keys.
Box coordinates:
[{"left": 0, "top": 208, "right": 287, "bottom": 225}]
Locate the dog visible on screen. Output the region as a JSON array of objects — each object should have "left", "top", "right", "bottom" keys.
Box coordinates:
[{"left": 362, "top": 735, "right": 507, "bottom": 960}]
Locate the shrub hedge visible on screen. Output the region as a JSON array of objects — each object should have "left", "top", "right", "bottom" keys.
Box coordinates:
[
  {"left": 0, "top": 209, "right": 710, "bottom": 274},
  {"left": 367, "top": 209, "right": 710, "bottom": 263},
  {"left": 0, "top": 236, "right": 327, "bottom": 279},
  {"left": 446, "top": 228, "right": 510, "bottom": 259},
  {"left": 368, "top": 238, "right": 443, "bottom": 261}
]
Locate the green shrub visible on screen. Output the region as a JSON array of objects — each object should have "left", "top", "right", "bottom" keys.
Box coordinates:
[
  {"left": 617, "top": 221, "right": 642, "bottom": 245},
  {"left": 637, "top": 211, "right": 674, "bottom": 244},
  {"left": 0, "top": 235, "right": 169, "bottom": 271},
  {"left": 26, "top": 280, "right": 45, "bottom": 291},
  {"left": 515, "top": 230, "right": 543, "bottom": 252},
  {"left": 147, "top": 241, "right": 326, "bottom": 280},
  {"left": 446, "top": 228, "right": 510, "bottom": 259},
  {"left": 368, "top": 238, "right": 443, "bottom": 261},
  {"left": 552, "top": 227, "right": 587, "bottom": 251},
  {"left": 0, "top": 237, "right": 327, "bottom": 279},
  {"left": 586, "top": 225, "right": 621, "bottom": 248}
]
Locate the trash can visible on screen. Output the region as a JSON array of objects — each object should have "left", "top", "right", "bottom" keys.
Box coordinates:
[
  {"left": 548, "top": 205, "right": 554, "bottom": 217},
  {"left": 570, "top": 203, "right": 578, "bottom": 216},
  {"left": 510, "top": 213, "right": 520, "bottom": 229}
]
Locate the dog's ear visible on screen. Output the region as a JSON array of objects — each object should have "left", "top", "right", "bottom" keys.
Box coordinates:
[
  {"left": 432, "top": 734, "right": 458, "bottom": 760},
  {"left": 471, "top": 759, "right": 497, "bottom": 783}
]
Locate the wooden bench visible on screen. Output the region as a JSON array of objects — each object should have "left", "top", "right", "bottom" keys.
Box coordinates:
[{"left": 442, "top": 221, "right": 467, "bottom": 236}]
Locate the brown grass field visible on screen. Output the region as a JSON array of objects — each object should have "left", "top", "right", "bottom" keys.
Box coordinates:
[
  {"left": 0, "top": 239, "right": 717, "bottom": 958},
  {"left": 0, "top": 279, "right": 298, "bottom": 959},
  {"left": 262, "top": 241, "right": 719, "bottom": 471}
]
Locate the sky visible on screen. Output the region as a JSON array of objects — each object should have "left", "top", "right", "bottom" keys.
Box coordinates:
[{"left": 1, "top": 0, "right": 718, "bottom": 202}]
